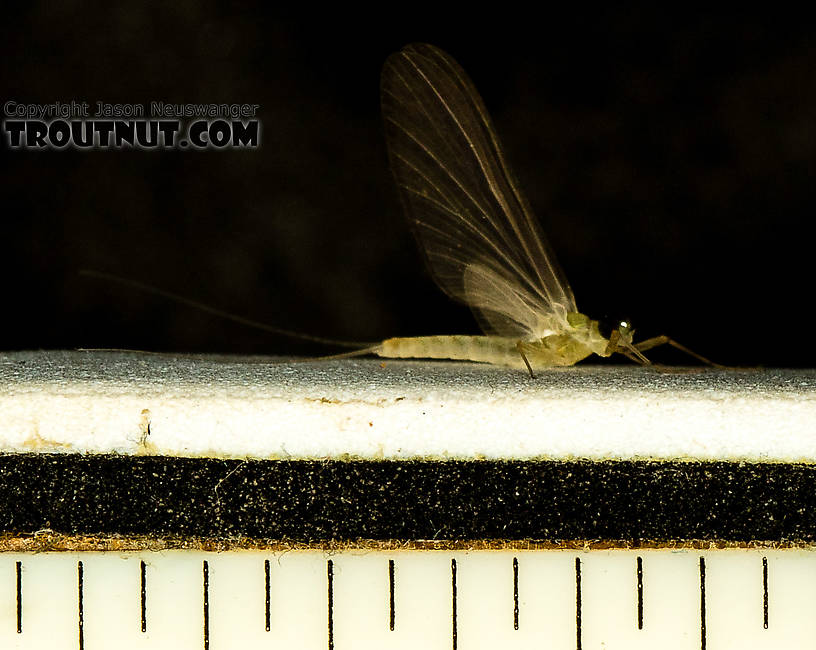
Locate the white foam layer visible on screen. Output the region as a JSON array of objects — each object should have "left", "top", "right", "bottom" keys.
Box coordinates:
[{"left": 1, "top": 351, "right": 814, "bottom": 461}]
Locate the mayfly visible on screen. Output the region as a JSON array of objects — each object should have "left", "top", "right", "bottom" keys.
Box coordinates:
[
  {"left": 368, "top": 43, "right": 718, "bottom": 377},
  {"left": 83, "top": 44, "right": 719, "bottom": 377}
]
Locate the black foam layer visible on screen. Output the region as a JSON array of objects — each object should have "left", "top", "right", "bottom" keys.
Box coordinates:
[{"left": 0, "top": 455, "right": 812, "bottom": 542}]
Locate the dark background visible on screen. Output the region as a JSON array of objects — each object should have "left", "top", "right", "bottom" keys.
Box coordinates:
[{"left": 3, "top": 8, "right": 814, "bottom": 367}]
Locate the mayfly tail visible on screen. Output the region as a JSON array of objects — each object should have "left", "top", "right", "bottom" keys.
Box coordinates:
[
  {"left": 79, "top": 270, "right": 378, "bottom": 349},
  {"left": 286, "top": 344, "right": 384, "bottom": 363}
]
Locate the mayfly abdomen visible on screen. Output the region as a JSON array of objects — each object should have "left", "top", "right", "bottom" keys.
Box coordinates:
[{"left": 378, "top": 335, "right": 525, "bottom": 368}]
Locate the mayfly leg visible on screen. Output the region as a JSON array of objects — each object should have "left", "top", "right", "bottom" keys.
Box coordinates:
[
  {"left": 635, "top": 335, "right": 728, "bottom": 369},
  {"left": 606, "top": 330, "right": 652, "bottom": 366},
  {"left": 515, "top": 342, "right": 536, "bottom": 379},
  {"left": 621, "top": 349, "right": 652, "bottom": 366}
]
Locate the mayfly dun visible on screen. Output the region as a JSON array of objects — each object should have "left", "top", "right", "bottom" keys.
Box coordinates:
[
  {"left": 83, "top": 43, "right": 720, "bottom": 377},
  {"left": 367, "top": 42, "right": 719, "bottom": 377}
]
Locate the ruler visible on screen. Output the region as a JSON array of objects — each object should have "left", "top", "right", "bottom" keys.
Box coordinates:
[
  {"left": 2, "top": 354, "right": 816, "bottom": 649},
  {"left": 1, "top": 548, "right": 814, "bottom": 649}
]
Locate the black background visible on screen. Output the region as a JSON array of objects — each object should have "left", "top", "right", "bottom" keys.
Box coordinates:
[{"left": 3, "top": 8, "right": 814, "bottom": 367}]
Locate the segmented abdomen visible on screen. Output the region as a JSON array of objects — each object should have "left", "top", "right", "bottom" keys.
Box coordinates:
[{"left": 378, "top": 336, "right": 524, "bottom": 368}]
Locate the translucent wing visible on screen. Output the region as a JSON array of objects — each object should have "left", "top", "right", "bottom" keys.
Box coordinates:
[{"left": 381, "top": 43, "right": 577, "bottom": 339}]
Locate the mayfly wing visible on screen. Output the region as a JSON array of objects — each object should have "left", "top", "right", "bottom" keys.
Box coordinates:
[{"left": 381, "top": 43, "right": 577, "bottom": 339}]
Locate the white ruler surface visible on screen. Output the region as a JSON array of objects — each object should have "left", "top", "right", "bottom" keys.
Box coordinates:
[
  {"left": 3, "top": 354, "right": 816, "bottom": 648},
  {"left": 2, "top": 351, "right": 816, "bottom": 462},
  {"left": 1, "top": 548, "right": 813, "bottom": 649}
]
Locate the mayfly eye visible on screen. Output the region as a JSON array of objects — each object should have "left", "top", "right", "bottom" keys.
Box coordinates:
[{"left": 598, "top": 316, "right": 632, "bottom": 339}]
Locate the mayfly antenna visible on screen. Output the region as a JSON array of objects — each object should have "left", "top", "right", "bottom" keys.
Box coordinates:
[{"left": 79, "top": 269, "right": 378, "bottom": 350}]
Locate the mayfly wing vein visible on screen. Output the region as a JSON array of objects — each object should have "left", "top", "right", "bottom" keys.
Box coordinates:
[{"left": 381, "top": 43, "right": 576, "bottom": 340}]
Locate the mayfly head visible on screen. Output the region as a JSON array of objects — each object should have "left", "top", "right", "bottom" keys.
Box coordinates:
[
  {"left": 601, "top": 318, "right": 651, "bottom": 364},
  {"left": 596, "top": 316, "right": 629, "bottom": 340},
  {"left": 615, "top": 319, "right": 635, "bottom": 349}
]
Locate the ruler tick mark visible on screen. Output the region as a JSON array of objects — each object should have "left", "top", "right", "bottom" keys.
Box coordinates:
[
  {"left": 762, "top": 556, "right": 768, "bottom": 629},
  {"left": 203, "top": 560, "right": 210, "bottom": 650},
  {"left": 513, "top": 557, "right": 519, "bottom": 630},
  {"left": 451, "top": 558, "right": 458, "bottom": 650},
  {"left": 389, "top": 559, "right": 395, "bottom": 631},
  {"left": 575, "top": 557, "right": 582, "bottom": 650},
  {"left": 265, "top": 559, "right": 271, "bottom": 631},
  {"left": 140, "top": 560, "right": 147, "bottom": 633},
  {"left": 637, "top": 556, "right": 643, "bottom": 630},
  {"left": 16, "top": 560, "right": 22, "bottom": 634},
  {"left": 78, "top": 561, "right": 84, "bottom": 650},
  {"left": 328, "top": 559, "right": 334, "bottom": 650},
  {"left": 700, "top": 557, "right": 706, "bottom": 650}
]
